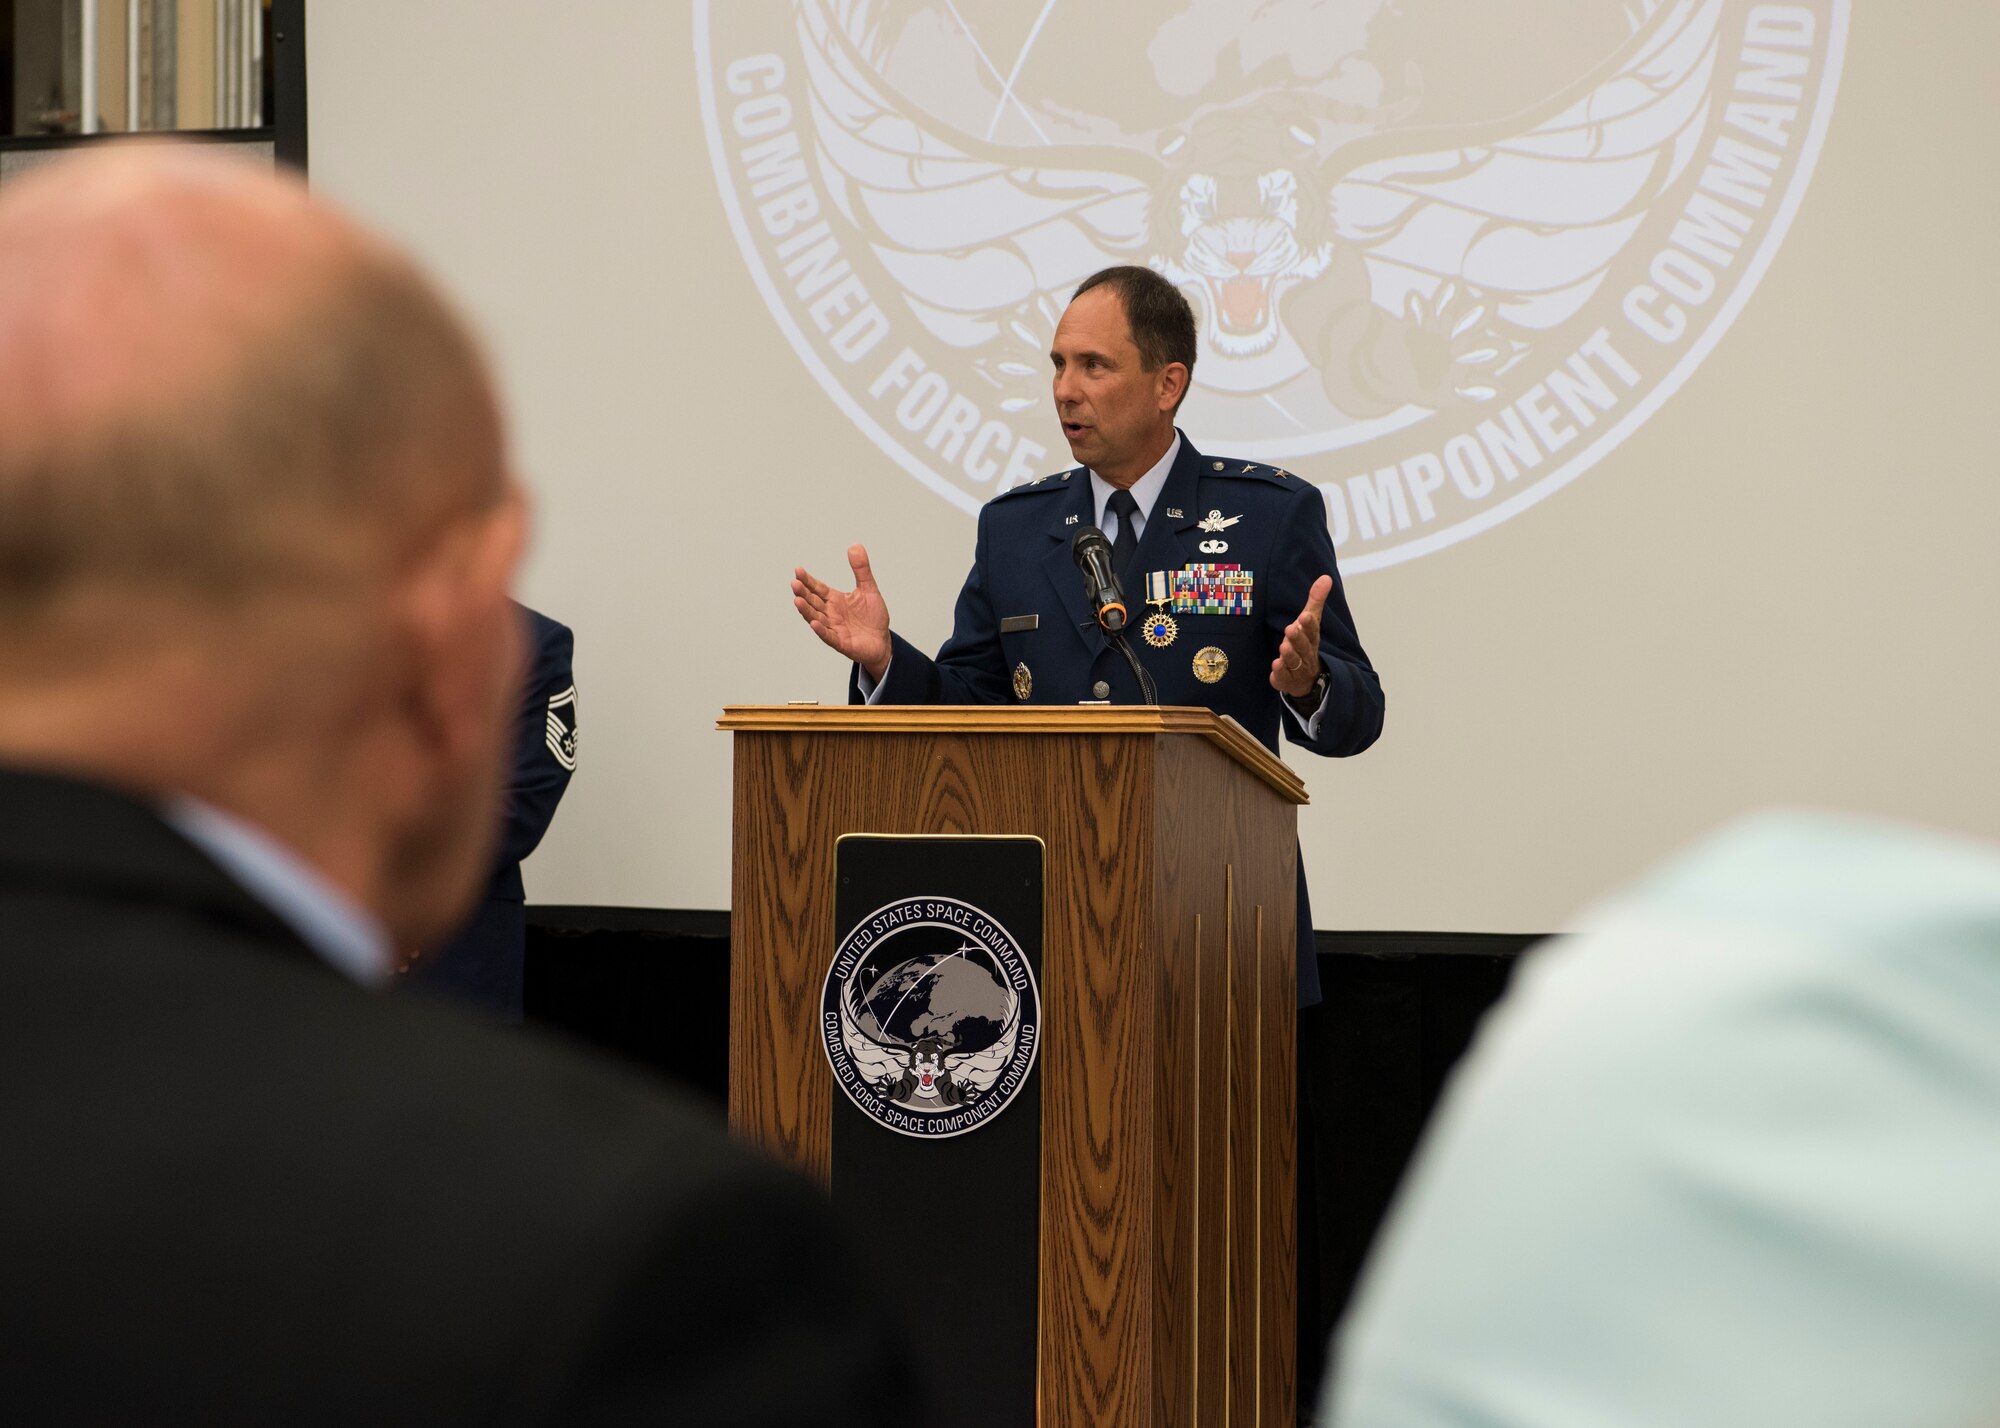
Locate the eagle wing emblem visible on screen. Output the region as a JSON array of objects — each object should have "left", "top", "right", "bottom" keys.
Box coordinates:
[
  {"left": 943, "top": 985, "right": 1022, "bottom": 1098},
  {"left": 841, "top": 1003, "right": 915, "bottom": 1090},
  {"left": 799, "top": 0, "right": 1153, "bottom": 405},
  {"left": 1315, "top": 0, "right": 1724, "bottom": 409},
  {"left": 799, "top": 0, "right": 1723, "bottom": 418}
]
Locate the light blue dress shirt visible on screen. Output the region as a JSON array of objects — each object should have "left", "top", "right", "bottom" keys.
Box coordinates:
[
  {"left": 164, "top": 796, "right": 394, "bottom": 986},
  {"left": 1086, "top": 432, "right": 1180, "bottom": 546},
  {"left": 1325, "top": 811, "right": 2000, "bottom": 1428}
]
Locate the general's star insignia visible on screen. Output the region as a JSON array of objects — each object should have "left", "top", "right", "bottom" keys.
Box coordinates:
[{"left": 1197, "top": 510, "right": 1242, "bottom": 533}]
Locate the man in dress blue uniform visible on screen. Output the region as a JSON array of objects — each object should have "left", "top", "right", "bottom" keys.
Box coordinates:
[
  {"left": 410, "top": 602, "right": 576, "bottom": 1021},
  {"left": 797, "top": 266, "right": 1384, "bottom": 1419},
  {"left": 793, "top": 265, "right": 1384, "bottom": 1008}
]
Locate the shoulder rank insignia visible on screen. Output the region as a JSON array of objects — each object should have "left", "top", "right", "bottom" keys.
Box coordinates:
[
  {"left": 996, "top": 471, "right": 1069, "bottom": 500},
  {"left": 1213, "top": 460, "right": 1291, "bottom": 486}
]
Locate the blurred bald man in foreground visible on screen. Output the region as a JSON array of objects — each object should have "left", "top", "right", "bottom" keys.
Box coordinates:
[{"left": 0, "top": 150, "right": 916, "bottom": 1427}]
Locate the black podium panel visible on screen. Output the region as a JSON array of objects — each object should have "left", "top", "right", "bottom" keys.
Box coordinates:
[{"left": 828, "top": 836, "right": 1044, "bottom": 1428}]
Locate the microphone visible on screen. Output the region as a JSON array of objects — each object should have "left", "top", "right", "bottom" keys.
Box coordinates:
[
  {"left": 1070, "top": 526, "right": 1129, "bottom": 634},
  {"left": 1071, "top": 525, "right": 1158, "bottom": 704}
]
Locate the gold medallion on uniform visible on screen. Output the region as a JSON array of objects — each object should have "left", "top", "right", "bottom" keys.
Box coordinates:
[
  {"left": 1012, "top": 662, "right": 1033, "bottom": 701},
  {"left": 1192, "top": 646, "right": 1228, "bottom": 684}
]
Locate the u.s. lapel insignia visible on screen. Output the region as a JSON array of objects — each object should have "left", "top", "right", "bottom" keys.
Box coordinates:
[
  {"left": 1064, "top": 513, "right": 1079, "bottom": 525},
  {"left": 1199, "top": 538, "right": 1228, "bottom": 555},
  {"left": 1197, "top": 510, "right": 1242, "bottom": 533},
  {"left": 1012, "top": 662, "right": 1033, "bottom": 701},
  {"left": 1165, "top": 507, "right": 1183, "bottom": 519},
  {"left": 1192, "top": 646, "right": 1228, "bottom": 684}
]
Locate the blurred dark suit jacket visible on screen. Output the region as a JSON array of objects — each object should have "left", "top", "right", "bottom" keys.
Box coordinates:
[{"left": 0, "top": 765, "right": 917, "bottom": 1427}]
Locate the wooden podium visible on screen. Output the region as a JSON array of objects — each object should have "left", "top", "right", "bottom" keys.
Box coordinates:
[{"left": 720, "top": 705, "right": 1305, "bottom": 1427}]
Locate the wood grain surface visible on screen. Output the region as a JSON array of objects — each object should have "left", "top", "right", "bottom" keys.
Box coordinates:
[
  {"left": 718, "top": 704, "right": 1307, "bottom": 806},
  {"left": 727, "top": 710, "right": 1298, "bottom": 1425},
  {"left": 1150, "top": 735, "right": 1297, "bottom": 1428}
]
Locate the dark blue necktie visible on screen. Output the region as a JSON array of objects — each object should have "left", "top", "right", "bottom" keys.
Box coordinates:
[{"left": 1107, "top": 489, "right": 1140, "bottom": 582}]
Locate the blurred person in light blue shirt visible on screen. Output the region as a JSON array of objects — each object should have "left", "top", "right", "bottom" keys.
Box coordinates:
[{"left": 1324, "top": 811, "right": 2000, "bottom": 1428}]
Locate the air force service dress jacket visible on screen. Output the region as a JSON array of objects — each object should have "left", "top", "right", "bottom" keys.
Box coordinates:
[{"left": 852, "top": 433, "right": 1384, "bottom": 1005}]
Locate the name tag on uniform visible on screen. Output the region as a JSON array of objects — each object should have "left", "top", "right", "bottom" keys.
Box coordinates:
[{"left": 1000, "top": 615, "right": 1039, "bottom": 633}]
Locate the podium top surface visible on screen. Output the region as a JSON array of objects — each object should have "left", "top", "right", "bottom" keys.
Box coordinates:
[{"left": 717, "top": 704, "right": 1307, "bottom": 806}]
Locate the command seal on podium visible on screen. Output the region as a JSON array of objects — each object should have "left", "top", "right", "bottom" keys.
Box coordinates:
[{"left": 823, "top": 896, "right": 1041, "bottom": 1139}]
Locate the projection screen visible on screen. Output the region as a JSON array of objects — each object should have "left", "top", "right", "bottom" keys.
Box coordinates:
[{"left": 306, "top": 0, "right": 2000, "bottom": 932}]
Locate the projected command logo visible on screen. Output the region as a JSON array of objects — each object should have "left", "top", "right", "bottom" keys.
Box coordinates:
[
  {"left": 696, "top": 1, "right": 1845, "bottom": 570},
  {"left": 822, "top": 896, "right": 1040, "bottom": 1140}
]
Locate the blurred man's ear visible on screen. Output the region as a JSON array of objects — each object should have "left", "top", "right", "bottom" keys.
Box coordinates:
[{"left": 399, "top": 482, "right": 530, "bottom": 763}]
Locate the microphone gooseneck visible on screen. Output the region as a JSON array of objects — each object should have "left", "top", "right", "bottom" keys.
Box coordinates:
[
  {"left": 1071, "top": 526, "right": 1158, "bottom": 704},
  {"left": 1111, "top": 631, "right": 1159, "bottom": 705}
]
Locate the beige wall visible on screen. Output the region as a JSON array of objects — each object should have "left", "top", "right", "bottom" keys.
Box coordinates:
[
  {"left": 307, "top": 2, "right": 2000, "bottom": 929},
  {"left": 179, "top": 0, "right": 218, "bottom": 131},
  {"left": 93, "top": 0, "right": 128, "bottom": 132},
  {"left": 75, "top": 1, "right": 226, "bottom": 132}
]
